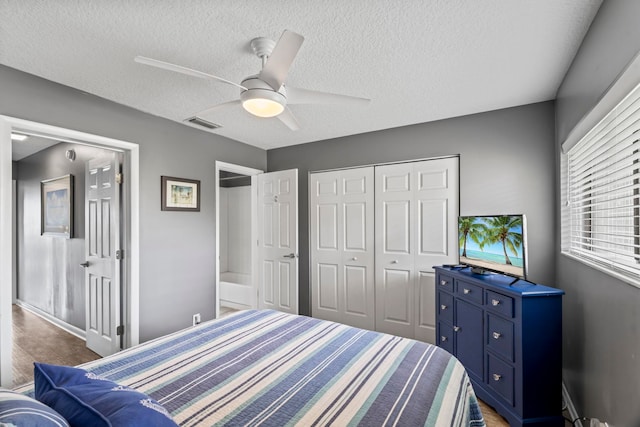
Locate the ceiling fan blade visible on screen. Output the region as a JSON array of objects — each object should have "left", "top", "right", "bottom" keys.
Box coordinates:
[
  {"left": 193, "top": 99, "right": 241, "bottom": 117},
  {"left": 135, "top": 56, "right": 247, "bottom": 90},
  {"left": 286, "top": 86, "right": 370, "bottom": 105},
  {"left": 258, "top": 30, "right": 304, "bottom": 90},
  {"left": 277, "top": 107, "right": 300, "bottom": 131}
]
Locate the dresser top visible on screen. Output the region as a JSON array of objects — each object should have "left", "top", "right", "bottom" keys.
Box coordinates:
[{"left": 434, "top": 266, "right": 565, "bottom": 297}]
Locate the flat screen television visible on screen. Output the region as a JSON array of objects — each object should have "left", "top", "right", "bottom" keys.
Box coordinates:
[{"left": 458, "top": 214, "right": 527, "bottom": 279}]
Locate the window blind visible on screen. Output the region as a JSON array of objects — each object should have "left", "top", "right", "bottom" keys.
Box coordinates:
[{"left": 563, "top": 82, "right": 640, "bottom": 279}]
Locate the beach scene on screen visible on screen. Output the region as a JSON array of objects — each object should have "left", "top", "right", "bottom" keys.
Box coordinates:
[{"left": 459, "top": 215, "right": 525, "bottom": 277}]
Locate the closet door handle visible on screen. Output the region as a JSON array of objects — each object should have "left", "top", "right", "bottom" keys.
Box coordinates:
[
  {"left": 80, "top": 262, "right": 90, "bottom": 268},
  {"left": 283, "top": 253, "right": 297, "bottom": 259},
  {"left": 351, "top": 257, "right": 358, "bottom": 261},
  {"left": 391, "top": 260, "right": 398, "bottom": 264}
]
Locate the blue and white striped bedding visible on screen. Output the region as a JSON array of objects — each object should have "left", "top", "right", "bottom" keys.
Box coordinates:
[{"left": 19, "top": 310, "right": 485, "bottom": 426}]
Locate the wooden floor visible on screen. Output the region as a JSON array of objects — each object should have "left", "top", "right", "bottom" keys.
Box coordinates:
[
  {"left": 478, "top": 400, "right": 510, "bottom": 426},
  {"left": 12, "top": 304, "right": 101, "bottom": 387}
]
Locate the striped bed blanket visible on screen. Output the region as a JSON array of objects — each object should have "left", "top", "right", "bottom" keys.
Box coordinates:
[{"left": 19, "top": 310, "right": 485, "bottom": 426}]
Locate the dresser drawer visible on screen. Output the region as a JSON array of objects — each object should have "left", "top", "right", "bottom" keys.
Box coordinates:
[
  {"left": 437, "top": 322, "right": 454, "bottom": 354},
  {"left": 456, "top": 280, "right": 483, "bottom": 305},
  {"left": 486, "top": 290, "right": 514, "bottom": 318},
  {"left": 487, "top": 314, "right": 514, "bottom": 362},
  {"left": 437, "top": 274, "right": 454, "bottom": 292},
  {"left": 438, "top": 292, "right": 454, "bottom": 323},
  {"left": 487, "top": 354, "right": 514, "bottom": 405}
]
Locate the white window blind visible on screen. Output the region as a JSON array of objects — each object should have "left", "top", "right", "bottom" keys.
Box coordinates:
[{"left": 563, "top": 82, "right": 640, "bottom": 279}]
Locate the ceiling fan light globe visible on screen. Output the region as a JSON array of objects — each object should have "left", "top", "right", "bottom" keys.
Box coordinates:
[
  {"left": 242, "top": 98, "right": 285, "bottom": 118},
  {"left": 240, "top": 87, "right": 286, "bottom": 118}
]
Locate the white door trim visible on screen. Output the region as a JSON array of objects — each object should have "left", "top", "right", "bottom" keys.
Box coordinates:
[
  {"left": 0, "top": 115, "right": 140, "bottom": 387},
  {"left": 214, "top": 161, "right": 263, "bottom": 318}
]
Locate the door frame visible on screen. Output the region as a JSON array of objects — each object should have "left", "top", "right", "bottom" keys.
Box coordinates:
[
  {"left": 0, "top": 116, "right": 140, "bottom": 387},
  {"left": 214, "top": 161, "right": 262, "bottom": 318}
]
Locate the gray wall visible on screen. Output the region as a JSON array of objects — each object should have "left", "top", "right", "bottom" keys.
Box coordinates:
[
  {"left": 1, "top": 65, "right": 267, "bottom": 342},
  {"left": 555, "top": 1, "right": 640, "bottom": 425},
  {"left": 268, "top": 101, "right": 556, "bottom": 316},
  {"left": 16, "top": 143, "right": 111, "bottom": 329}
]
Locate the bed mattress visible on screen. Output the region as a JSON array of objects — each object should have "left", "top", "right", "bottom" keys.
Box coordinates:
[{"left": 17, "top": 310, "right": 485, "bottom": 426}]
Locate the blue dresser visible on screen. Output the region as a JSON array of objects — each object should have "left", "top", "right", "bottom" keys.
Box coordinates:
[{"left": 434, "top": 266, "right": 564, "bottom": 426}]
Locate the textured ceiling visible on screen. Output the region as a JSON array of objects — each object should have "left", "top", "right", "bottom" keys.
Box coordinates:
[{"left": 0, "top": 1, "right": 602, "bottom": 150}]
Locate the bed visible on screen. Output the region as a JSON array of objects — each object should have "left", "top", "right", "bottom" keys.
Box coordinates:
[{"left": 15, "top": 310, "right": 485, "bottom": 426}]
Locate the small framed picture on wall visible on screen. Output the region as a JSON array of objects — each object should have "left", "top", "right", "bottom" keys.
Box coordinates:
[
  {"left": 161, "top": 176, "right": 201, "bottom": 211},
  {"left": 41, "top": 174, "right": 74, "bottom": 238}
]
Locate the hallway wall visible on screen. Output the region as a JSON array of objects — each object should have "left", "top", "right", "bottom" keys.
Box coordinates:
[{"left": 16, "top": 142, "right": 112, "bottom": 330}]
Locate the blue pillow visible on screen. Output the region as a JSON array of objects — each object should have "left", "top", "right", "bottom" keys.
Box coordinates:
[
  {"left": 34, "top": 363, "right": 178, "bottom": 427},
  {"left": 0, "top": 388, "right": 69, "bottom": 426}
]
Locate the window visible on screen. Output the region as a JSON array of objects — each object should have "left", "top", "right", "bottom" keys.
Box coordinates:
[{"left": 562, "top": 82, "right": 640, "bottom": 280}]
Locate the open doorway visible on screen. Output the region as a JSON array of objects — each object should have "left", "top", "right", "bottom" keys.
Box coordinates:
[
  {"left": 0, "top": 116, "right": 140, "bottom": 387},
  {"left": 215, "top": 161, "right": 262, "bottom": 318}
]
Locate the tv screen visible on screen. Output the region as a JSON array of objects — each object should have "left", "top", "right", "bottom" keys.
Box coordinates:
[{"left": 458, "top": 215, "right": 527, "bottom": 279}]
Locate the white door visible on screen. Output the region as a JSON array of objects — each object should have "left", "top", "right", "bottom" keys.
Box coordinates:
[
  {"left": 375, "top": 157, "right": 458, "bottom": 342},
  {"left": 84, "top": 153, "right": 121, "bottom": 357},
  {"left": 311, "top": 167, "right": 375, "bottom": 329},
  {"left": 257, "top": 169, "right": 298, "bottom": 314},
  {"left": 412, "top": 158, "right": 459, "bottom": 342},
  {"left": 375, "top": 163, "right": 414, "bottom": 338}
]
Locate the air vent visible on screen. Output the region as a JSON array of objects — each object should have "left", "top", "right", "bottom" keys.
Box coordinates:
[{"left": 185, "top": 116, "right": 221, "bottom": 130}]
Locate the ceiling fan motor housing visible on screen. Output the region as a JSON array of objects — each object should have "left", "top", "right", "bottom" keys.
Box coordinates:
[{"left": 240, "top": 76, "right": 287, "bottom": 117}]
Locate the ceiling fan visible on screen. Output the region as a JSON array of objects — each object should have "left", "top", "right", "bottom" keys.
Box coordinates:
[{"left": 135, "top": 30, "right": 370, "bottom": 131}]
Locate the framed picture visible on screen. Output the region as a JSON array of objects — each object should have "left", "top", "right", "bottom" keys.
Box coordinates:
[
  {"left": 161, "top": 176, "right": 201, "bottom": 211},
  {"left": 41, "top": 174, "right": 74, "bottom": 238}
]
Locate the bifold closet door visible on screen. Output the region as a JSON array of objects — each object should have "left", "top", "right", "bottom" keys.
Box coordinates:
[
  {"left": 375, "top": 157, "right": 459, "bottom": 342},
  {"left": 310, "top": 167, "right": 375, "bottom": 330}
]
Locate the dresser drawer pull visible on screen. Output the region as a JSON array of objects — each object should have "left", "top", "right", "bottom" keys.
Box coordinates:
[
  {"left": 463, "top": 288, "right": 471, "bottom": 294},
  {"left": 492, "top": 373, "right": 502, "bottom": 381},
  {"left": 492, "top": 332, "right": 502, "bottom": 339},
  {"left": 440, "top": 280, "right": 447, "bottom": 286},
  {"left": 491, "top": 299, "right": 501, "bottom": 306},
  {"left": 440, "top": 304, "right": 448, "bottom": 310},
  {"left": 453, "top": 326, "right": 460, "bottom": 332},
  {"left": 440, "top": 336, "right": 448, "bottom": 342}
]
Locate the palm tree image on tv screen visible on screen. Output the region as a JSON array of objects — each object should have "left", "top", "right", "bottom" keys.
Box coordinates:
[{"left": 459, "top": 215, "right": 526, "bottom": 278}]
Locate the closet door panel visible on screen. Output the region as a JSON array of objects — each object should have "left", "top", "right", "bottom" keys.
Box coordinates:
[
  {"left": 311, "top": 172, "right": 343, "bottom": 322},
  {"left": 413, "top": 158, "right": 459, "bottom": 342},
  {"left": 341, "top": 168, "right": 375, "bottom": 329},
  {"left": 344, "top": 265, "right": 367, "bottom": 315},
  {"left": 383, "top": 201, "right": 411, "bottom": 253},
  {"left": 418, "top": 199, "right": 448, "bottom": 254},
  {"left": 318, "top": 204, "right": 338, "bottom": 250},
  {"left": 381, "top": 268, "right": 412, "bottom": 323},
  {"left": 311, "top": 168, "right": 374, "bottom": 329},
  {"left": 317, "top": 263, "right": 339, "bottom": 312},
  {"left": 415, "top": 271, "right": 437, "bottom": 343},
  {"left": 376, "top": 158, "right": 459, "bottom": 342},
  {"left": 414, "top": 158, "right": 459, "bottom": 271},
  {"left": 375, "top": 163, "right": 415, "bottom": 338},
  {"left": 343, "top": 202, "right": 366, "bottom": 251}
]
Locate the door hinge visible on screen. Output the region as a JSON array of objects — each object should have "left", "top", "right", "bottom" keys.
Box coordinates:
[
  {"left": 116, "top": 249, "right": 124, "bottom": 260},
  {"left": 116, "top": 325, "right": 124, "bottom": 336},
  {"left": 116, "top": 173, "right": 123, "bottom": 184}
]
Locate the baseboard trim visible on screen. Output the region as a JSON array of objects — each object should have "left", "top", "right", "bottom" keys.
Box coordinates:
[
  {"left": 15, "top": 301, "right": 86, "bottom": 340},
  {"left": 563, "top": 381, "right": 582, "bottom": 427}
]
